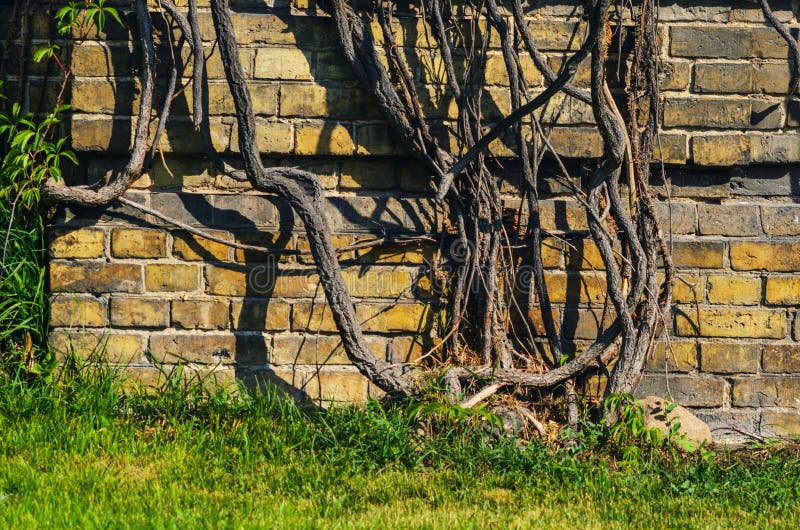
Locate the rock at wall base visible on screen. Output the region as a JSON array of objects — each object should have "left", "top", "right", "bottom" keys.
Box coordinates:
[{"left": 639, "top": 395, "right": 712, "bottom": 450}]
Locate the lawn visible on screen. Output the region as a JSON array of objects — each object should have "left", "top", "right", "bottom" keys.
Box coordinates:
[{"left": 0, "top": 366, "right": 798, "bottom": 529}]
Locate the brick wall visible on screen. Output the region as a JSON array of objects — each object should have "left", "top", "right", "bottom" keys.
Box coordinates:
[{"left": 12, "top": 0, "right": 800, "bottom": 440}]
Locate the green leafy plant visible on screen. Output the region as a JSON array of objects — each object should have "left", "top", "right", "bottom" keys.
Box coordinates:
[{"left": 0, "top": 1, "right": 123, "bottom": 375}]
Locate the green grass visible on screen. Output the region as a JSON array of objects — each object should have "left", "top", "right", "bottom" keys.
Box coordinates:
[{"left": 0, "top": 365, "right": 798, "bottom": 529}]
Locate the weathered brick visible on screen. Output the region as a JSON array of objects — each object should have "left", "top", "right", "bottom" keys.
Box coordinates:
[
  {"left": 295, "top": 123, "right": 355, "bottom": 155},
  {"left": 671, "top": 241, "right": 725, "bottom": 268},
  {"left": 693, "top": 62, "right": 752, "bottom": 93},
  {"left": 700, "top": 343, "right": 760, "bottom": 373},
  {"left": 172, "top": 231, "right": 232, "bottom": 261},
  {"left": 254, "top": 47, "right": 313, "bottom": 80},
  {"left": 149, "top": 333, "right": 241, "bottom": 364},
  {"left": 390, "top": 335, "right": 428, "bottom": 363},
  {"left": 71, "top": 79, "right": 137, "bottom": 113},
  {"left": 732, "top": 377, "right": 800, "bottom": 407},
  {"left": 526, "top": 20, "right": 586, "bottom": 51},
  {"left": 543, "top": 272, "right": 607, "bottom": 304},
  {"left": 653, "top": 133, "right": 689, "bottom": 164},
  {"left": 697, "top": 203, "right": 760, "bottom": 236},
  {"left": 50, "top": 262, "right": 142, "bottom": 293},
  {"left": 660, "top": 60, "right": 692, "bottom": 90},
  {"left": 71, "top": 44, "right": 132, "bottom": 76},
  {"left": 296, "top": 235, "right": 354, "bottom": 264},
  {"left": 172, "top": 299, "right": 229, "bottom": 330},
  {"left": 664, "top": 98, "right": 782, "bottom": 129},
  {"left": 671, "top": 26, "right": 786, "bottom": 59},
  {"left": 752, "top": 63, "right": 793, "bottom": 94},
  {"left": 252, "top": 120, "right": 293, "bottom": 155},
  {"left": 637, "top": 374, "right": 726, "bottom": 407},
  {"left": 357, "top": 304, "right": 430, "bottom": 333},
  {"left": 341, "top": 269, "right": 414, "bottom": 298},
  {"left": 675, "top": 308, "right": 787, "bottom": 339},
  {"left": 731, "top": 242, "right": 800, "bottom": 271},
  {"left": 357, "top": 243, "right": 434, "bottom": 265},
  {"left": 303, "top": 369, "right": 374, "bottom": 402},
  {"left": 646, "top": 341, "right": 698, "bottom": 372},
  {"left": 669, "top": 273, "right": 704, "bottom": 304},
  {"left": 291, "top": 301, "right": 338, "bottom": 332},
  {"left": 50, "top": 229, "right": 105, "bottom": 259},
  {"left": 272, "top": 334, "right": 386, "bottom": 366},
  {"left": 356, "top": 124, "right": 406, "bottom": 156},
  {"left": 765, "top": 277, "right": 800, "bottom": 305},
  {"left": 110, "top": 229, "right": 167, "bottom": 258},
  {"left": 539, "top": 200, "right": 588, "bottom": 231},
  {"left": 484, "top": 53, "right": 543, "bottom": 86},
  {"left": 110, "top": 297, "right": 170, "bottom": 328},
  {"left": 761, "top": 411, "right": 800, "bottom": 438},
  {"left": 763, "top": 344, "right": 800, "bottom": 373},
  {"left": 231, "top": 300, "right": 291, "bottom": 330},
  {"left": 272, "top": 334, "right": 351, "bottom": 365},
  {"left": 279, "top": 85, "right": 378, "bottom": 120},
  {"left": 548, "top": 128, "right": 604, "bottom": 158},
  {"left": 205, "top": 265, "right": 249, "bottom": 296},
  {"left": 50, "top": 330, "right": 147, "bottom": 363},
  {"left": 706, "top": 275, "right": 761, "bottom": 305},
  {"left": 144, "top": 264, "right": 199, "bottom": 292},
  {"left": 50, "top": 295, "right": 108, "bottom": 328},
  {"left": 652, "top": 202, "right": 697, "bottom": 235},
  {"left": 748, "top": 134, "right": 800, "bottom": 163},
  {"left": 761, "top": 205, "right": 800, "bottom": 236}
]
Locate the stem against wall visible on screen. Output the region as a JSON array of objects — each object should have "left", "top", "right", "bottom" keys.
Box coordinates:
[{"left": 18, "top": 0, "right": 799, "bottom": 419}]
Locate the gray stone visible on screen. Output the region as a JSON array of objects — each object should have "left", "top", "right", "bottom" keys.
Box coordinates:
[{"left": 639, "top": 395, "right": 712, "bottom": 450}]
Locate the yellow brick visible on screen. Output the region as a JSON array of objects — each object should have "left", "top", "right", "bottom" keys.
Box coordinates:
[
  {"left": 357, "top": 304, "right": 429, "bottom": 333},
  {"left": 254, "top": 47, "right": 312, "bottom": 80},
  {"left": 672, "top": 242, "right": 725, "bottom": 269},
  {"left": 700, "top": 343, "right": 759, "bottom": 373},
  {"left": 291, "top": 302, "right": 338, "bottom": 332},
  {"left": 50, "top": 295, "right": 108, "bottom": 328},
  {"left": 230, "top": 300, "right": 291, "bottom": 330},
  {"left": 647, "top": 341, "right": 697, "bottom": 372},
  {"left": 272, "top": 273, "right": 322, "bottom": 298},
  {"left": 50, "top": 229, "right": 105, "bottom": 259},
  {"left": 675, "top": 308, "right": 787, "bottom": 339},
  {"left": 148, "top": 333, "right": 239, "bottom": 364},
  {"left": 110, "top": 229, "right": 166, "bottom": 258},
  {"left": 564, "top": 240, "right": 604, "bottom": 270},
  {"left": 692, "top": 135, "right": 750, "bottom": 166},
  {"left": 110, "top": 297, "right": 170, "bottom": 328},
  {"left": 295, "top": 123, "right": 354, "bottom": 155},
  {"left": 172, "top": 299, "right": 229, "bottom": 330},
  {"left": 731, "top": 242, "right": 800, "bottom": 271},
  {"left": 483, "top": 53, "right": 543, "bottom": 86},
  {"left": 254, "top": 120, "right": 293, "bottom": 155},
  {"left": 50, "top": 330, "right": 146, "bottom": 363},
  {"left": 389, "top": 336, "right": 428, "bottom": 363},
  {"left": 707, "top": 275, "right": 761, "bottom": 305},
  {"left": 305, "top": 369, "right": 375, "bottom": 402},
  {"left": 341, "top": 269, "right": 413, "bottom": 298},
  {"left": 144, "top": 265, "right": 199, "bottom": 292},
  {"left": 356, "top": 124, "right": 404, "bottom": 156},
  {"left": 765, "top": 277, "right": 800, "bottom": 305},
  {"left": 662, "top": 273, "right": 703, "bottom": 304},
  {"left": 50, "top": 262, "right": 142, "bottom": 293},
  {"left": 272, "top": 334, "right": 351, "bottom": 365},
  {"left": 296, "top": 235, "right": 354, "bottom": 264},
  {"left": 339, "top": 160, "right": 396, "bottom": 190},
  {"left": 357, "top": 243, "right": 434, "bottom": 265},
  {"left": 205, "top": 265, "right": 249, "bottom": 296},
  {"left": 542, "top": 272, "right": 607, "bottom": 304},
  {"left": 172, "top": 231, "right": 232, "bottom": 261}
]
